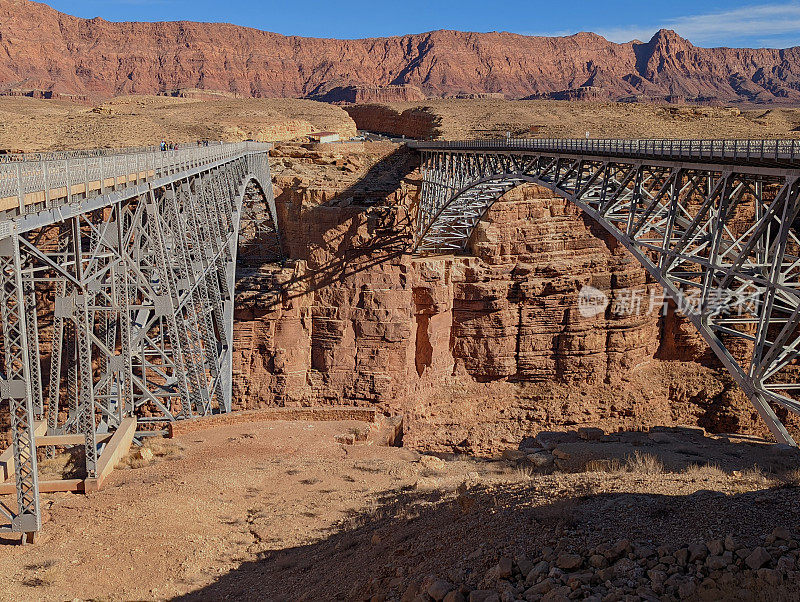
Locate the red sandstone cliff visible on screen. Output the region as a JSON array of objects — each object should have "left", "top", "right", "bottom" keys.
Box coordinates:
[
  {"left": 3, "top": 0, "right": 800, "bottom": 103},
  {"left": 231, "top": 143, "right": 798, "bottom": 454}
]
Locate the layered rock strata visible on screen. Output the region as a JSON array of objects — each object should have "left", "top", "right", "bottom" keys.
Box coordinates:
[
  {"left": 232, "top": 143, "right": 797, "bottom": 453},
  {"left": 4, "top": 0, "right": 800, "bottom": 103}
]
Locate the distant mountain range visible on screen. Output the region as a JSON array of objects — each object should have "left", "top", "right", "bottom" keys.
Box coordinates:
[{"left": 3, "top": 0, "right": 800, "bottom": 104}]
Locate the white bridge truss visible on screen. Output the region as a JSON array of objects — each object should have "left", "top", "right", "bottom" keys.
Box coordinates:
[
  {"left": 411, "top": 139, "right": 800, "bottom": 448},
  {"left": 0, "top": 142, "right": 275, "bottom": 540}
]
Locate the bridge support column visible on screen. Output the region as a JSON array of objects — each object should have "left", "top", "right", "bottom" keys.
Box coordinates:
[{"left": 0, "top": 235, "right": 41, "bottom": 540}]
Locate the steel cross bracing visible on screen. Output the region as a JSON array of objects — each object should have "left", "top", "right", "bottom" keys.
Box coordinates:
[
  {"left": 0, "top": 142, "right": 275, "bottom": 540},
  {"left": 410, "top": 138, "right": 800, "bottom": 447}
]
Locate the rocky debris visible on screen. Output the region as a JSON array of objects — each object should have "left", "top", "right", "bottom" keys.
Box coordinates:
[
  {"left": 554, "top": 552, "right": 582, "bottom": 570},
  {"left": 746, "top": 547, "right": 772, "bottom": 570},
  {"left": 525, "top": 452, "right": 555, "bottom": 470},
  {"left": 419, "top": 455, "right": 448, "bottom": 471},
  {"left": 577, "top": 427, "right": 604, "bottom": 441},
  {"left": 334, "top": 433, "right": 357, "bottom": 445},
  {"left": 495, "top": 425, "right": 800, "bottom": 476},
  {"left": 497, "top": 557, "right": 513, "bottom": 578},
  {"left": 388, "top": 527, "right": 800, "bottom": 602},
  {"left": 130, "top": 447, "right": 154, "bottom": 464},
  {"left": 424, "top": 576, "right": 454, "bottom": 601},
  {"left": 501, "top": 449, "right": 527, "bottom": 462}
]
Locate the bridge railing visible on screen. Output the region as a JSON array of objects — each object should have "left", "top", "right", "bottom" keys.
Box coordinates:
[
  {"left": 0, "top": 144, "right": 164, "bottom": 164},
  {"left": 0, "top": 141, "right": 272, "bottom": 215},
  {"left": 409, "top": 138, "right": 800, "bottom": 164}
]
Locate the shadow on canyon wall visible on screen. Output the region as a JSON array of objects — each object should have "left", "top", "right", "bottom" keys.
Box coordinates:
[{"left": 264, "top": 147, "right": 420, "bottom": 304}]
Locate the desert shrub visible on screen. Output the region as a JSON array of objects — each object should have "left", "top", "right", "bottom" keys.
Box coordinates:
[
  {"left": 735, "top": 465, "right": 769, "bottom": 483},
  {"left": 624, "top": 451, "right": 663, "bottom": 475},
  {"left": 779, "top": 468, "right": 800, "bottom": 487},
  {"left": 682, "top": 463, "right": 727, "bottom": 479},
  {"left": 584, "top": 458, "right": 623, "bottom": 473}
]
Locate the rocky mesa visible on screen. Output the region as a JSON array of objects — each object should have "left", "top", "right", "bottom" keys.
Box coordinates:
[{"left": 4, "top": 0, "right": 800, "bottom": 103}]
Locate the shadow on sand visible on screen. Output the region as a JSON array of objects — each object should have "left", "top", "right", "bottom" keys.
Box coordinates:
[{"left": 174, "top": 427, "right": 800, "bottom": 601}]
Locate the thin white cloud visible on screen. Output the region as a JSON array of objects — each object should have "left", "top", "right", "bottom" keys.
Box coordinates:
[{"left": 597, "top": 2, "right": 800, "bottom": 47}]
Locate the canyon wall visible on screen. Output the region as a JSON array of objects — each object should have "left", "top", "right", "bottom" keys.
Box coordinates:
[
  {"left": 232, "top": 143, "right": 795, "bottom": 454},
  {"left": 343, "top": 105, "right": 442, "bottom": 139},
  {"left": 4, "top": 0, "right": 800, "bottom": 103},
  {"left": 312, "top": 85, "right": 427, "bottom": 104}
]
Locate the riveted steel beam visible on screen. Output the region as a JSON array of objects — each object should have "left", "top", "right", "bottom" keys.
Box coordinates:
[{"left": 0, "top": 142, "right": 273, "bottom": 539}]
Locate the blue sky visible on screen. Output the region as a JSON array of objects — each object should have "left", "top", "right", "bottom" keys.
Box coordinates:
[{"left": 43, "top": 0, "right": 800, "bottom": 48}]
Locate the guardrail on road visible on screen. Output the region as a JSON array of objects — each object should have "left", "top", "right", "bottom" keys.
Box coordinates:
[{"left": 0, "top": 141, "right": 272, "bottom": 215}]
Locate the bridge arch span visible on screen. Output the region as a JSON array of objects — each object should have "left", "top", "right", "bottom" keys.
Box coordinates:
[{"left": 412, "top": 140, "right": 800, "bottom": 446}]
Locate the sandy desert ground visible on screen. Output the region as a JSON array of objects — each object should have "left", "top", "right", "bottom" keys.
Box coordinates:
[
  {"left": 4, "top": 96, "right": 800, "bottom": 155},
  {"left": 0, "top": 95, "right": 357, "bottom": 152},
  {"left": 346, "top": 99, "right": 800, "bottom": 140},
  {"left": 1, "top": 418, "right": 800, "bottom": 601}
]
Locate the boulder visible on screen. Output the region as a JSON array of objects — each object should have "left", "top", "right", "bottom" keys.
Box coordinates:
[
  {"left": 427, "top": 579, "right": 454, "bottom": 601},
  {"left": 555, "top": 553, "right": 582, "bottom": 570},
  {"left": 746, "top": 547, "right": 772, "bottom": 570}
]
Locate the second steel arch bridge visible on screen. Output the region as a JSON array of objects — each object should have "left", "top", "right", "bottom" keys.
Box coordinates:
[{"left": 410, "top": 138, "right": 800, "bottom": 449}]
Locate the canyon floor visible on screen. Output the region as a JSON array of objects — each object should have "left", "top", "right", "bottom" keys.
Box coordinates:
[{"left": 1, "top": 419, "right": 800, "bottom": 601}]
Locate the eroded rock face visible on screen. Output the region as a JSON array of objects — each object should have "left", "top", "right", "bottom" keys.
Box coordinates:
[
  {"left": 232, "top": 144, "right": 798, "bottom": 453},
  {"left": 344, "top": 105, "right": 442, "bottom": 138},
  {"left": 3, "top": 1, "right": 800, "bottom": 103},
  {"left": 312, "top": 85, "right": 427, "bottom": 104}
]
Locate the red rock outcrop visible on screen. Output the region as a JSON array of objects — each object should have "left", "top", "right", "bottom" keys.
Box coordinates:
[
  {"left": 343, "top": 105, "right": 442, "bottom": 139},
  {"left": 312, "top": 85, "right": 427, "bottom": 104},
  {"left": 3, "top": 0, "right": 800, "bottom": 103},
  {"left": 231, "top": 144, "right": 799, "bottom": 454}
]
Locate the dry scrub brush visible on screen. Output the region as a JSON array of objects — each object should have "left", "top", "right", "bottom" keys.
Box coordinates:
[
  {"left": 122, "top": 436, "right": 184, "bottom": 469},
  {"left": 584, "top": 452, "right": 664, "bottom": 475}
]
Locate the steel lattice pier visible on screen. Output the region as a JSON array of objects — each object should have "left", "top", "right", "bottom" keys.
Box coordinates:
[
  {"left": 0, "top": 142, "right": 276, "bottom": 540},
  {"left": 411, "top": 138, "right": 800, "bottom": 448}
]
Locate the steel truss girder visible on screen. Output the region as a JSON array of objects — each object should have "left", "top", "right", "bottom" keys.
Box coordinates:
[
  {"left": 415, "top": 148, "right": 800, "bottom": 446},
  {"left": 0, "top": 145, "right": 273, "bottom": 538}
]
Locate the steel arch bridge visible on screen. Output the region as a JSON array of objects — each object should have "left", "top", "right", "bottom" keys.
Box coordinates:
[
  {"left": 0, "top": 142, "right": 276, "bottom": 541},
  {"left": 411, "top": 138, "right": 800, "bottom": 449}
]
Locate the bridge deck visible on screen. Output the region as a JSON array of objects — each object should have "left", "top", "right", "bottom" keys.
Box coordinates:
[
  {"left": 0, "top": 142, "right": 271, "bottom": 227},
  {"left": 409, "top": 138, "right": 800, "bottom": 168}
]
